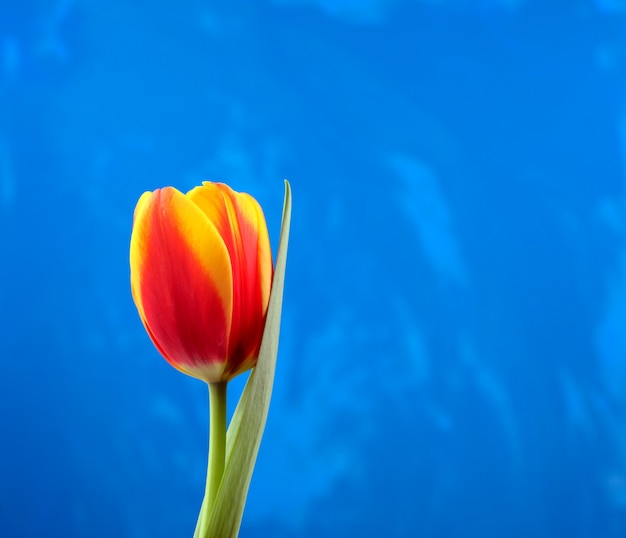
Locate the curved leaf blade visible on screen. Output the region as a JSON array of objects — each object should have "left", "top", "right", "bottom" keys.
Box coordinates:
[{"left": 207, "top": 180, "right": 292, "bottom": 537}]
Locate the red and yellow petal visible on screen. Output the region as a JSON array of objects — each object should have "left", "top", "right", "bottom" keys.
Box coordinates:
[
  {"left": 187, "top": 182, "right": 273, "bottom": 376},
  {"left": 130, "top": 187, "right": 234, "bottom": 382}
]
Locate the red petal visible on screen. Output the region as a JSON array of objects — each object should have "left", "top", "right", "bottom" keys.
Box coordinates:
[
  {"left": 130, "top": 187, "right": 233, "bottom": 382},
  {"left": 188, "top": 183, "right": 273, "bottom": 378}
]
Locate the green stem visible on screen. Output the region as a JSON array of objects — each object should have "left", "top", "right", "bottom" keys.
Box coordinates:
[
  {"left": 207, "top": 381, "right": 227, "bottom": 507},
  {"left": 194, "top": 381, "right": 227, "bottom": 538}
]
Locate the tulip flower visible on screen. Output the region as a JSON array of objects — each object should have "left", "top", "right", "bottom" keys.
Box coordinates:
[
  {"left": 129, "top": 180, "right": 292, "bottom": 538},
  {"left": 130, "top": 181, "right": 273, "bottom": 383}
]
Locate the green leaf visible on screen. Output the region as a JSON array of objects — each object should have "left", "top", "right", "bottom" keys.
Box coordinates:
[{"left": 206, "top": 180, "right": 292, "bottom": 537}]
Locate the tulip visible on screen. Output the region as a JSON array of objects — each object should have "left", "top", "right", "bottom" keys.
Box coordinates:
[
  {"left": 129, "top": 180, "right": 291, "bottom": 538},
  {"left": 129, "top": 181, "right": 273, "bottom": 383}
]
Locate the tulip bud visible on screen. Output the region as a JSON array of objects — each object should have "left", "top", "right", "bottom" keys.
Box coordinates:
[{"left": 130, "top": 181, "right": 273, "bottom": 383}]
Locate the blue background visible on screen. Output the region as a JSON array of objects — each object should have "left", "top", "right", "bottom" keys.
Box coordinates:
[{"left": 1, "top": 0, "right": 626, "bottom": 536}]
